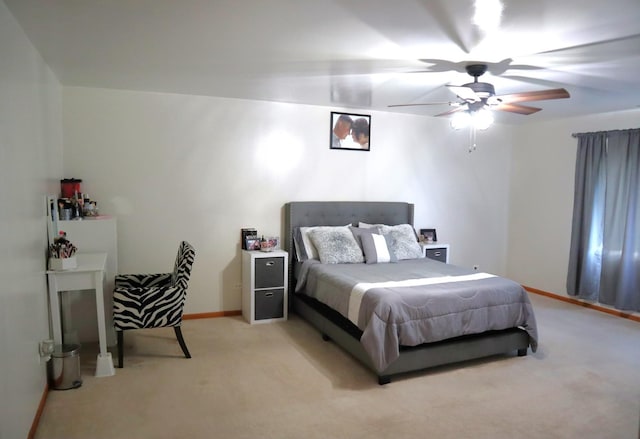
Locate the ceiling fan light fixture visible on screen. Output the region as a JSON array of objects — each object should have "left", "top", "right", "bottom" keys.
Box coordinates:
[
  {"left": 450, "top": 108, "right": 494, "bottom": 131},
  {"left": 473, "top": 108, "right": 494, "bottom": 130},
  {"left": 450, "top": 111, "right": 471, "bottom": 130}
]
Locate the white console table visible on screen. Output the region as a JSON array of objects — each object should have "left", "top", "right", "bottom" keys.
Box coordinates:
[{"left": 46, "top": 252, "right": 115, "bottom": 377}]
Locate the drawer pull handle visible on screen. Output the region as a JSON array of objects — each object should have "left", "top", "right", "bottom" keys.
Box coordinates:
[
  {"left": 264, "top": 292, "right": 273, "bottom": 297},
  {"left": 434, "top": 252, "right": 441, "bottom": 256},
  {"left": 266, "top": 261, "right": 275, "bottom": 267}
]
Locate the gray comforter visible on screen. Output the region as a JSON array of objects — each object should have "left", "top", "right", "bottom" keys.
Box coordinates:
[{"left": 296, "top": 258, "right": 538, "bottom": 372}]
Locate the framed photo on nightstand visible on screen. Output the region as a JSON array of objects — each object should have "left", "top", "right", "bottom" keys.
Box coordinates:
[
  {"left": 420, "top": 228, "right": 437, "bottom": 243},
  {"left": 245, "top": 237, "right": 261, "bottom": 251}
]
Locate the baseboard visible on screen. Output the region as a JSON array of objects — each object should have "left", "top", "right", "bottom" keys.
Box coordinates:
[
  {"left": 183, "top": 310, "right": 242, "bottom": 320},
  {"left": 524, "top": 285, "right": 640, "bottom": 323},
  {"left": 28, "top": 383, "right": 48, "bottom": 439}
]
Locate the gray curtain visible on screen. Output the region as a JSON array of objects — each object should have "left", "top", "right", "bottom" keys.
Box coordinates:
[{"left": 567, "top": 129, "right": 640, "bottom": 311}]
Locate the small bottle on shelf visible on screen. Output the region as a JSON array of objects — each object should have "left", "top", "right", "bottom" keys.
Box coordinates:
[{"left": 260, "top": 235, "right": 269, "bottom": 252}]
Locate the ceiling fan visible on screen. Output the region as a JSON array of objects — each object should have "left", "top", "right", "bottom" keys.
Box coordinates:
[{"left": 389, "top": 63, "right": 570, "bottom": 117}]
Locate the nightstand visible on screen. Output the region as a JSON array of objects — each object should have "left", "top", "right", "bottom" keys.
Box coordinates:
[
  {"left": 242, "top": 250, "right": 288, "bottom": 324},
  {"left": 420, "top": 243, "right": 450, "bottom": 263}
]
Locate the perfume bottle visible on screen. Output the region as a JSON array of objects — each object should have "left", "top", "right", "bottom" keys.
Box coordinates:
[{"left": 260, "top": 235, "right": 269, "bottom": 251}]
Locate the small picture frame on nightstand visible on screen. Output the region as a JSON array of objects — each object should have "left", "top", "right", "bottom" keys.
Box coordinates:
[
  {"left": 245, "top": 237, "right": 260, "bottom": 250},
  {"left": 420, "top": 228, "right": 437, "bottom": 243},
  {"left": 267, "top": 236, "right": 280, "bottom": 250}
]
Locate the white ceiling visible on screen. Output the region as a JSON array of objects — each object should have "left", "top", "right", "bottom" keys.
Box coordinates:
[{"left": 5, "top": 0, "right": 640, "bottom": 124}]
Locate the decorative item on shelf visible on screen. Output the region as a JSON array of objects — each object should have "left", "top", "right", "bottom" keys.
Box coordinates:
[
  {"left": 257, "top": 235, "right": 280, "bottom": 252},
  {"left": 60, "top": 178, "right": 82, "bottom": 199},
  {"left": 241, "top": 228, "right": 258, "bottom": 250},
  {"left": 49, "top": 230, "right": 78, "bottom": 270},
  {"left": 260, "top": 235, "right": 270, "bottom": 252},
  {"left": 57, "top": 199, "right": 74, "bottom": 220},
  {"left": 57, "top": 193, "right": 100, "bottom": 220},
  {"left": 245, "top": 235, "right": 260, "bottom": 251},
  {"left": 267, "top": 236, "right": 280, "bottom": 250},
  {"left": 80, "top": 194, "right": 99, "bottom": 217},
  {"left": 419, "top": 228, "right": 437, "bottom": 243}
]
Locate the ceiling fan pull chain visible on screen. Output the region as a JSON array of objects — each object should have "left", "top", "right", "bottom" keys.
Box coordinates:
[{"left": 469, "top": 127, "right": 478, "bottom": 153}]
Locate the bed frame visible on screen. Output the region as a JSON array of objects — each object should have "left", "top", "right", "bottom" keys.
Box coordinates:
[{"left": 284, "top": 201, "right": 530, "bottom": 385}]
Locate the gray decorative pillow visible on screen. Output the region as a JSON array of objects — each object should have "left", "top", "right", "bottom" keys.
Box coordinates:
[
  {"left": 380, "top": 224, "right": 422, "bottom": 260},
  {"left": 294, "top": 225, "right": 351, "bottom": 261},
  {"left": 360, "top": 232, "right": 397, "bottom": 264},
  {"left": 349, "top": 225, "right": 381, "bottom": 249},
  {"left": 309, "top": 227, "right": 364, "bottom": 264}
]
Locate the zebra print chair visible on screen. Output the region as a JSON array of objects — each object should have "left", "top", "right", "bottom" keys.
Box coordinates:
[{"left": 113, "top": 241, "right": 195, "bottom": 368}]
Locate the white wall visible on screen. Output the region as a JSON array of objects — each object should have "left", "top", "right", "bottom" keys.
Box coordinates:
[
  {"left": 0, "top": 2, "right": 63, "bottom": 438},
  {"left": 507, "top": 109, "right": 640, "bottom": 295},
  {"left": 62, "top": 86, "right": 516, "bottom": 314}
]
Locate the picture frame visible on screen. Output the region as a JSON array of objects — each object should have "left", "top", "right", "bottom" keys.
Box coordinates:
[
  {"left": 330, "top": 111, "right": 371, "bottom": 151},
  {"left": 241, "top": 228, "right": 257, "bottom": 250},
  {"left": 420, "top": 228, "right": 437, "bottom": 243},
  {"left": 267, "top": 236, "right": 280, "bottom": 250},
  {"left": 245, "top": 237, "right": 261, "bottom": 251}
]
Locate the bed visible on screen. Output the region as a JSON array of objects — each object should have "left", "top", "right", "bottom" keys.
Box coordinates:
[{"left": 283, "top": 201, "right": 538, "bottom": 385}]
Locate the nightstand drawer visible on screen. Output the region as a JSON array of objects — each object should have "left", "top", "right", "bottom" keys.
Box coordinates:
[
  {"left": 425, "top": 248, "right": 447, "bottom": 263},
  {"left": 255, "top": 288, "right": 284, "bottom": 320},
  {"left": 254, "top": 257, "right": 285, "bottom": 288}
]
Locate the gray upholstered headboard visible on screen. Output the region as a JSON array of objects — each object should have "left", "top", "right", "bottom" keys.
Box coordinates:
[{"left": 283, "top": 201, "right": 415, "bottom": 291}]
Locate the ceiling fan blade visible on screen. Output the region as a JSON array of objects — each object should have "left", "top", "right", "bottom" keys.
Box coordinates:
[
  {"left": 388, "top": 102, "right": 459, "bottom": 108},
  {"left": 417, "top": 59, "right": 469, "bottom": 73},
  {"left": 435, "top": 106, "right": 467, "bottom": 117},
  {"left": 494, "top": 103, "right": 541, "bottom": 115},
  {"left": 496, "top": 88, "right": 570, "bottom": 104},
  {"left": 418, "top": 58, "right": 542, "bottom": 76},
  {"left": 447, "top": 85, "right": 480, "bottom": 102}
]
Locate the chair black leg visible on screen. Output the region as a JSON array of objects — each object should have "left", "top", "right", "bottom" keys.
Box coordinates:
[
  {"left": 174, "top": 326, "right": 191, "bottom": 359},
  {"left": 117, "top": 330, "right": 124, "bottom": 368}
]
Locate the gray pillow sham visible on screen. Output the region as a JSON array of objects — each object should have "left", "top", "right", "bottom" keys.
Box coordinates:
[
  {"left": 309, "top": 227, "right": 364, "bottom": 264},
  {"left": 360, "top": 232, "right": 397, "bottom": 264},
  {"left": 379, "top": 224, "right": 423, "bottom": 260}
]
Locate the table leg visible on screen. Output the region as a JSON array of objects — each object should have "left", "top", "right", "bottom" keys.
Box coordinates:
[
  {"left": 61, "top": 290, "right": 79, "bottom": 344},
  {"left": 93, "top": 271, "right": 115, "bottom": 377},
  {"left": 47, "top": 273, "right": 62, "bottom": 345}
]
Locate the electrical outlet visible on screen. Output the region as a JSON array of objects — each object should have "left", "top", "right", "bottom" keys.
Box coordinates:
[
  {"left": 473, "top": 265, "right": 480, "bottom": 271},
  {"left": 39, "top": 339, "right": 55, "bottom": 363}
]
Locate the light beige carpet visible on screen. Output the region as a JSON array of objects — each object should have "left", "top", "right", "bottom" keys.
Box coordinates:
[{"left": 36, "top": 294, "right": 640, "bottom": 439}]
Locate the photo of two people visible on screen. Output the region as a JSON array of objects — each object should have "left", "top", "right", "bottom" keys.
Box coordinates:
[{"left": 330, "top": 112, "right": 371, "bottom": 151}]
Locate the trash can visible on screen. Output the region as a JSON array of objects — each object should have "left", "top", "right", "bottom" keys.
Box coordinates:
[{"left": 47, "top": 344, "right": 82, "bottom": 390}]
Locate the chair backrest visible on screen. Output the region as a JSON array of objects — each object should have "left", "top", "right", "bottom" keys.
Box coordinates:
[{"left": 172, "top": 241, "right": 195, "bottom": 290}]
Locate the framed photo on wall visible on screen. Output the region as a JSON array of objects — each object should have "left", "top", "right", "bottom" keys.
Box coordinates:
[
  {"left": 420, "top": 228, "right": 437, "bottom": 243},
  {"left": 330, "top": 111, "right": 371, "bottom": 151}
]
